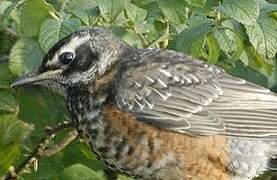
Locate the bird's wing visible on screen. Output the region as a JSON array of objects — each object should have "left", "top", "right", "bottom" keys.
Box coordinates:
[{"left": 115, "top": 50, "right": 277, "bottom": 139}]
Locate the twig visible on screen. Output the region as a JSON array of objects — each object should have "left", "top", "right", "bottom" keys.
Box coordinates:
[
  {"left": 45, "top": 121, "right": 72, "bottom": 135},
  {"left": 4, "top": 28, "right": 18, "bottom": 37},
  {"left": 42, "top": 130, "right": 78, "bottom": 157},
  {"left": 4, "top": 134, "right": 55, "bottom": 180},
  {"left": 4, "top": 122, "right": 74, "bottom": 180}
]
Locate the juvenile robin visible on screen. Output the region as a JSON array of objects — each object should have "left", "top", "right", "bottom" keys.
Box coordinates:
[{"left": 11, "top": 27, "right": 277, "bottom": 180}]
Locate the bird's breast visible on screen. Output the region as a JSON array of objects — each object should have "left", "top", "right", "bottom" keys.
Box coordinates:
[
  {"left": 67, "top": 91, "right": 232, "bottom": 179},
  {"left": 66, "top": 90, "right": 273, "bottom": 179},
  {"left": 67, "top": 94, "right": 183, "bottom": 178}
]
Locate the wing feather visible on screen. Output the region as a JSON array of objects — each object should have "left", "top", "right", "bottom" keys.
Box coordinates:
[{"left": 116, "top": 50, "right": 277, "bottom": 139}]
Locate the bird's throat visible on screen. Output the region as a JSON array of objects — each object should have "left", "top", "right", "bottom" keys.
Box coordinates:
[
  {"left": 66, "top": 87, "right": 122, "bottom": 165},
  {"left": 66, "top": 86, "right": 108, "bottom": 132}
]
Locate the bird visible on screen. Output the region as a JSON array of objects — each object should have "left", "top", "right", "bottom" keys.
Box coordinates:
[{"left": 11, "top": 27, "right": 277, "bottom": 180}]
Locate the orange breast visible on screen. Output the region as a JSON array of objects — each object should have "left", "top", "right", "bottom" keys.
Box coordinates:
[{"left": 102, "top": 105, "right": 231, "bottom": 180}]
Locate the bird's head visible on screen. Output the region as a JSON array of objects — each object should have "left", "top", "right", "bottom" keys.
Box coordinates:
[{"left": 11, "top": 27, "right": 130, "bottom": 93}]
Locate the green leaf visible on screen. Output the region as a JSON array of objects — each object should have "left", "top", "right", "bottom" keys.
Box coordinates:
[
  {"left": 172, "top": 15, "right": 214, "bottom": 56},
  {"left": 245, "top": 46, "right": 273, "bottom": 76},
  {"left": 214, "top": 29, "right": 234, "bottom": 54},
  {"left": 0, "top": 116, "right": 33, "bottom": 148},
  {"left": 125, "top": 2, "right": 148, "bottom": 23},
  {"left": 0, "top": 90, "right": 18, "bottom": 114},
  {"left": 228, "top": 61, "right": 268, "bottom": 87},
  {"left": 96, "top": 0, "right": 127, "bottom": 22},
  {"left": 0, "top": 115, "right": 33, "bottom": 175},
  {"left": 16, "top": 87, "right": 66, "bottom": 131},
  {"left": 216, "top": 0, "right": 259, "bottom": 26},
  {"left": 63, "top": 0, "right": 97, "bottom": 25},
  {"left": 186, "top": 0, "right": 206, "bottom": 8},
  {"left": 117, "top": 175, "right": 133, "bottom": 180},
  {"left": 130, "top": 0, "right": 157, "bottom": 9},
  {"left": 0, "top": 142, "right": 20, "bottom": 176},
  {"left": 69, "top": 8, "right": 91, "bottom": 25},
  {"left": 3, "top": 2, "right": 20, "bottom": 25},
  {"left": 19, "top": 0, "right": 58, "bottom": 37},
  {"left": 0, "top": 1, "right": 12, "bottom": 15},
  {"left": 62, "top": 164, "right": 105, "bottom": 180},
  {"left": 64, "top": 0, "right": 97, "bottom": 11},
  {"left": 138, "top": 2, "right": 163, "bottom": 26},
  {"left": 0, "top": 62, "right": 13, "bottom": 89},
  {"left": 214, "top": 20, "right": 244, "bottom": 63},
  {"left": 205, "top": 33, "right": 220, "bottom": 64},
  {"left": 0, "top": 30, "right": 17, "bottom": 54},
  {"left": 39, "top": 18, "right": 81, "bottom": 53},
  {"left": 111, "top": 26, "right": 143, "bottom": 48},
  {"left": 257, "top": 0, "right": 277, "bottom": 16},
  {"left": 9, "top": 38, "right": 43, "bottom": 76},
  {"left": 245, "top": 15, "right": 277, "bottom": 60},
  {"left": 157, "top": 0, "right": 187, "bottom": 24},
  {"left": 192, "top": 0, "right": 220, "bottom": 15},
  {"left": 239, "top": 50, "right": 249, "bottom": 66}
]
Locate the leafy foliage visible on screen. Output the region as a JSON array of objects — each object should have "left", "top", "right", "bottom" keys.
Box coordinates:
[
  {"left": 216, "top": 0, "right": 259, "bottom": 25},
  {"left": 9, "top": 38, "right": 43, "bottom": 76},
  {"left": 19, "top": 0, "right": 59, "bottom": 37},
  {"left": 39, "top": 18, "right": 81, "bottom": 53},
  {"left": 62, "top": 164, "right": 104, "bottom": 180},
  {"left": 0, "top": 115, "right": 33, "bottom": 175},
  {"left": 0, "top": 0, "right": 276, "bottom": 179}
]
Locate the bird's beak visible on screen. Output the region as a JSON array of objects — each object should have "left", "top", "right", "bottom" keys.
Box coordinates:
[{"left": 10, "top": 69, "right": 62, "bottom": 88}]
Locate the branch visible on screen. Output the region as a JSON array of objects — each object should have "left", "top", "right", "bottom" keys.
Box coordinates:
[
  {"left": 45, "top": 121, "right": 72, "bottom": 135},
  {"left": 4, "top": 28, "right": 18, "bottom": 37},
  {"left": 42, "top": 130, "right": 78, "bottom": 157},
  {"left": 4, "top": 122, "right": 75, "bottom": 180}
]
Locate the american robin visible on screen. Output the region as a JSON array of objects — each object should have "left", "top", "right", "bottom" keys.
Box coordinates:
[{"left": 11, "top": 27, "right": 277, "bottom": 180}]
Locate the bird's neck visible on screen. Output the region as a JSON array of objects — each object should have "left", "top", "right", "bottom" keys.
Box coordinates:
[{"left": 66, "top": 84, "right": 109, "bottom": 130}]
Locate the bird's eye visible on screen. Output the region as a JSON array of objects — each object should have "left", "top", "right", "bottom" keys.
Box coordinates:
[{"left": 59, "top": 52, "right": 74, "bottom": 65}]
